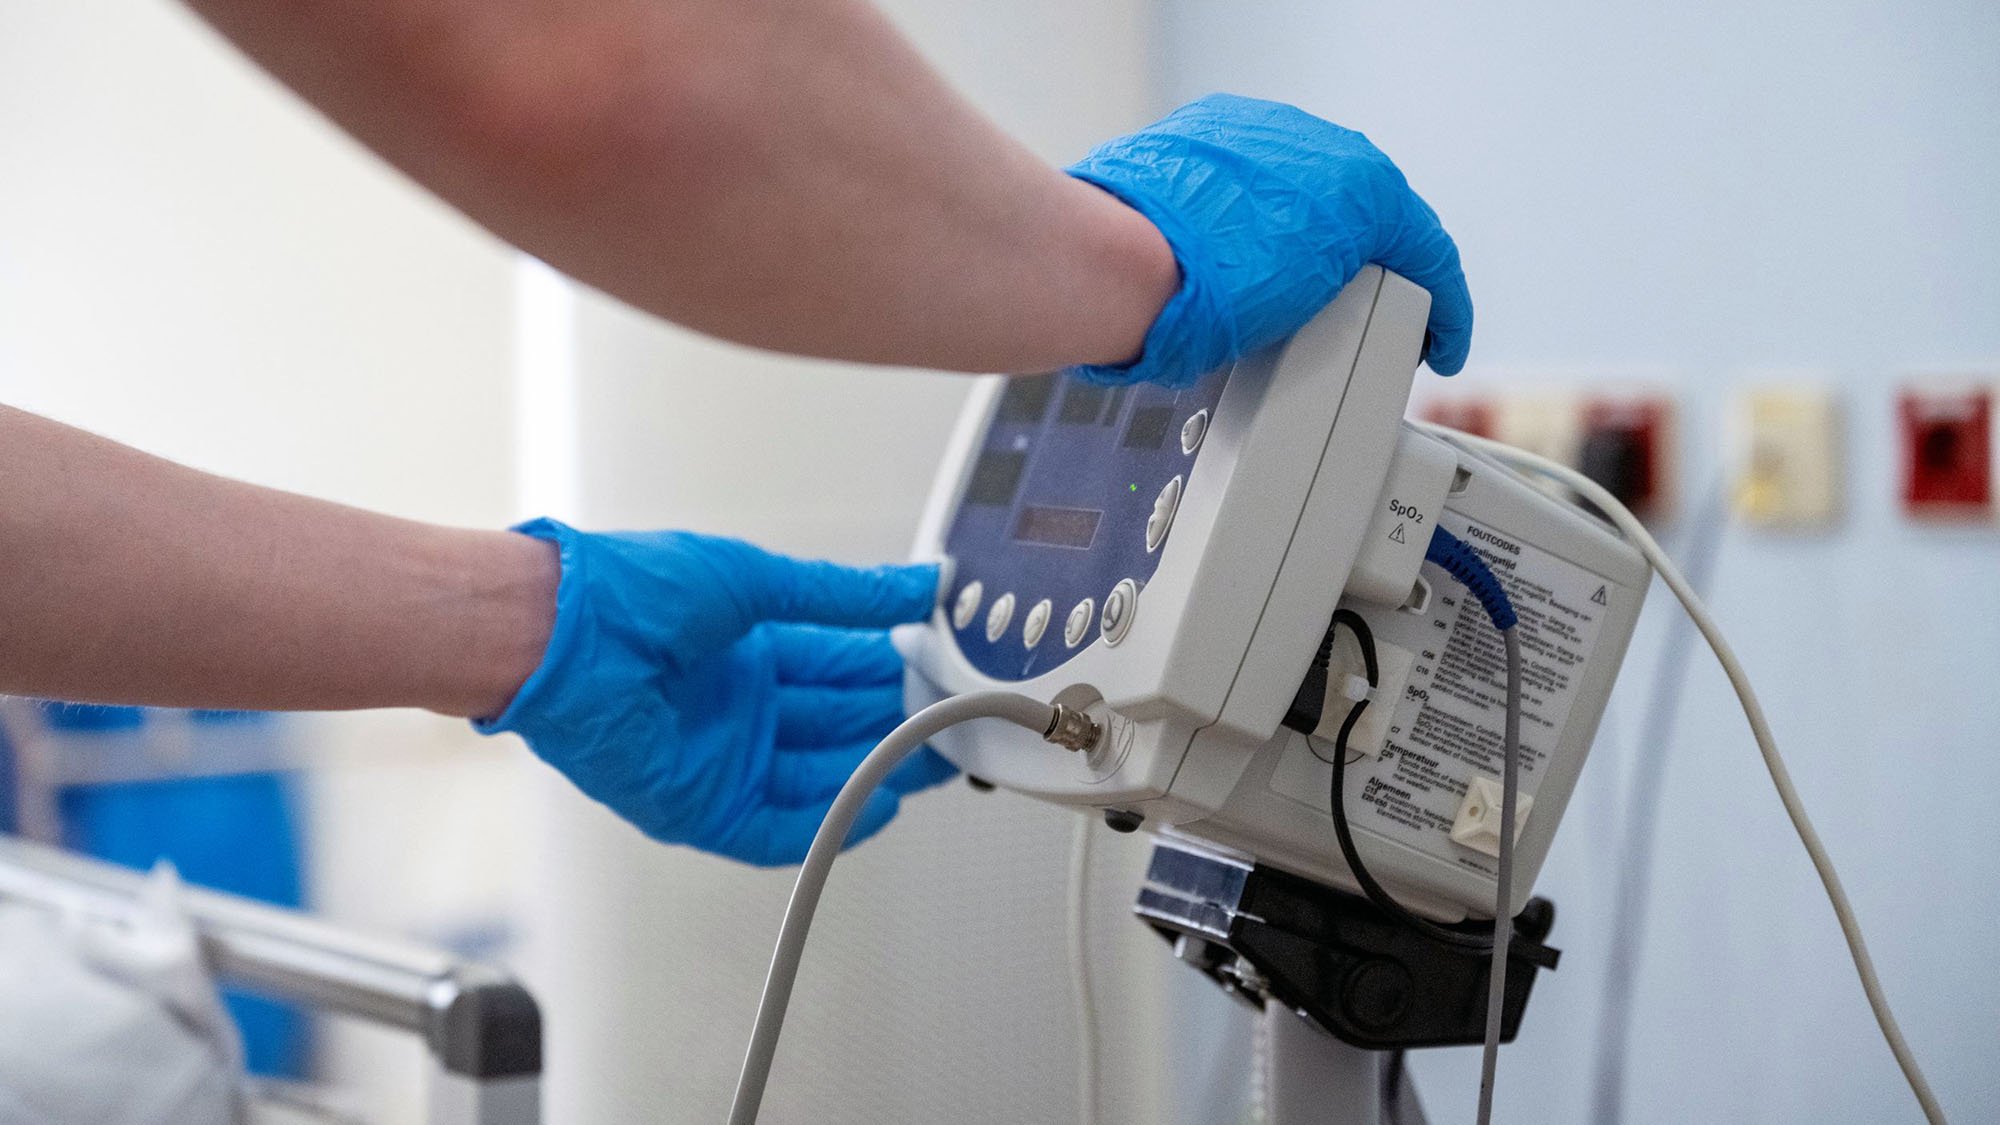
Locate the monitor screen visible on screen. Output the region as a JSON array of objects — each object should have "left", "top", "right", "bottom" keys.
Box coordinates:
[
  {"left": 996, "top": 374, "right": 1057, "bottom": 424},
  {"left": 1012, "top": 505, "right": 1102, "bottom": 549},
  {"left": 1122, "top": 405, "right": 1175, "bottom": 450},
  {"left": 965, "top": 450, "right": 1027, "bottom": 506},
  {"left": 1059, "top": 382, "right": 1110, "bottom": 425}
]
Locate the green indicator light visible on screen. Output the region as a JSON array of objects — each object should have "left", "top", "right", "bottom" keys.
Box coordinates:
[{"left": 1129, "top": 483, "right": 1138, "bottom": 492}]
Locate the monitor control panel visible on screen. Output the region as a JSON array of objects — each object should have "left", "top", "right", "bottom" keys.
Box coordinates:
[{"left": 941, "top": 368, "right": 1232, "bottom": 681}]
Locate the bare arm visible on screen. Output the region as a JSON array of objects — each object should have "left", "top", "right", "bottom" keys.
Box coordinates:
[
  {"left": 0, "top": 406, "right": 554, "bottom": 719},
  {"left": 181, "top": 0, "right": 1179, "bottom": 373}
]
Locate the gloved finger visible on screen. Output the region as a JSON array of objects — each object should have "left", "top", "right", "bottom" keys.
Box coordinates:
[
  {"left": 767, "top": 623, "right": 905, "bottom": 687},
  {"left": 773, "top": 682, "right": 905, "bottom": 748},
  {"left": 711, "top": 788, "right": 901, "bottom": 868},
  {"left": 767, "top": 746, "right": 870, "bottom": 808},
  {"left": 1410, "top": 247, "right": 1472, "bottom": 377},
  {"left": 1366, "top": 197, "right": 1473, "bottom": 376},
  {"left": 1421, "top": 272, "right": 1474, "bottom": 376},
  {"left": 740, "top": 550, "right": 941, "bottom": 630}
]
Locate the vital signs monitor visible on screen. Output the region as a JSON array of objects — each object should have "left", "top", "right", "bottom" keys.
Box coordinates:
[{"left": 904, "top": 266, "right": 1646, "bottom": 921}]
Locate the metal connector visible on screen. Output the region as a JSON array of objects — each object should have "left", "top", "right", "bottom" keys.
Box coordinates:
[{"left": 1041, "top": 702, "right": 1102, "bottom": 752}]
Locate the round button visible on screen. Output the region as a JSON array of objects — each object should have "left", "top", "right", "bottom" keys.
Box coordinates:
[
  {"left": 1022, "top": 599, "right": 1053, "bottom": 649},
  {"left": 1101, "top": 579, "right": 1139, "bottom": 645},
  {"left": 1146, "top": 475, "right": 1184, "bottom": 553},
  {"left": 984, "top": 592, "right": 1016, "bottom": 642},
  {"left": 1063, "top": 599, "right": 1095, "bottom": 648},
  {"left": 1181, "top": 409, "right": 1209, "bottom": 454},
  {"left": 952, "top": 581, "right": 984, "bottom": 630}
]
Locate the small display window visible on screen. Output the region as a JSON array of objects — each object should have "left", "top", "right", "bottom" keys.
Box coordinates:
[
  {"left": 1012, "top": 505, "right": 1102, "bottom": 549},
  {"left": 1122, "top": 406, "right": 1174, "bottom": 450},
  {"left": 965, "top": 450, "right": 1027, "bottom": 506}
]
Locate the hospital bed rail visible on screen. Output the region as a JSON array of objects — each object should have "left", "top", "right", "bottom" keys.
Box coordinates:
[{"left": 0, "top": 836, "right": 541, "bottom": 1125}]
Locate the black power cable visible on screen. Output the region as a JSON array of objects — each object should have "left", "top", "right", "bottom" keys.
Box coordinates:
[{"left": 1310, "top": 609, "right": 1499, "bottom": 954}]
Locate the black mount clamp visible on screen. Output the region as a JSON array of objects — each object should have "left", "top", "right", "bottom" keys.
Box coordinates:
[{"left": 1135, "top": 838, "right": 1558, "bottom": 1051}]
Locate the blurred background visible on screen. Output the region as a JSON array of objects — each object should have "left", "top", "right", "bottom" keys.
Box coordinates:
[{"left": 1, "top": 1, "right": 1994, "bottom": 1122}]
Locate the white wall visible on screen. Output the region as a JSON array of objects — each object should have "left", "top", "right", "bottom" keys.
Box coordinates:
[
  {"left": 0, "top": 5, "right": 531, "bottom": 1121},
  {"left": 1156, "top": 2, "right": 2000, "bottom": 1122},
  {"left": 0, "top": 4, "right": 519, "bottom": 526}
]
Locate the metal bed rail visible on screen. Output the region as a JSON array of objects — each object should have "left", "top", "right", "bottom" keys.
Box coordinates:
[{"left": 0, "top": 836, "right": 541, "bottom": 1125}]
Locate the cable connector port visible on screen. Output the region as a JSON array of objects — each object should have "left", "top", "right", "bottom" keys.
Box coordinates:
[{"left": 1042, "top": 703, "right": 1102, "bottom": 752}]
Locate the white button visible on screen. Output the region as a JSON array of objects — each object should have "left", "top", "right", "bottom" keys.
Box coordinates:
[
  {"left": 1064, "top": 599, "right": 1095, "bottom": 648},
  {"left": 985, "top": 592, "right": 1016, "bottom": 642},
  {"left": 952, "top": 581, "right": 984, "bottom": 629},
  {"left": 1146, "top": 475, "right": 1183, "bottom": 553},
  {"left": 1181, "top": 409, "right": 1209, "bottom": 454},
  {"left": 1101, "top": 579, "right": 1138, "bottom": 645},
  {"left": 1022, "top": 599, "right": 1053, "bottom": 648}
]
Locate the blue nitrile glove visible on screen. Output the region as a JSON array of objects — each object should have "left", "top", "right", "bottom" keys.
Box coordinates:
[
  {"left": 475, "top": 519, "right": 957, "bottom": 867},
  {"left": 1066, "top": 92, "right": 1473, "bottom": 387}
]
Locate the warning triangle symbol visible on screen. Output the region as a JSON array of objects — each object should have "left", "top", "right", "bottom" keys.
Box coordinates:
[
  {"left": 1389, "top": 522, "right": 1407, "bottom": 545},
  {"left": 1590, "top": 585, "right": 1608, "bottom": 606}
]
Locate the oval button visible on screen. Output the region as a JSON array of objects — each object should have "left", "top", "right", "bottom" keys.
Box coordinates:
[
  {"left": 952, "top": 581, "right": 984, "bottom": 630},
  {"left": 1101, "top": 579, "right": 1139, "bottom": 645},
  {"left": 1022, "top": 599, "right": 1053, "bottom": 649},
  {"left": 1064, "top": 598, "right": 1095, "bottom": 648},
  {"left": 1146, "top": 475, "right": 1183, "bottom": 553},
  {"left": 985, "top": 592, "right": 1016, "bottom": 642},
  {"left": 1181, "top": 409, "right": 1209, "bottom": 455}
]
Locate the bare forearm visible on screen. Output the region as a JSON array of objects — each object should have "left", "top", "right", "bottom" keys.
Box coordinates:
[
  {"left": 181, "top": 0, "right": 1176, "bottom": 372},
  {"left": 0, "top": 406, "right": 555, "bottom": 718}
]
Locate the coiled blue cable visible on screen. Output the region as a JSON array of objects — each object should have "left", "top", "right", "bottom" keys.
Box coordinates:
[{"left": 1426, "top": 525, "right": 1517, "bottom": 630}]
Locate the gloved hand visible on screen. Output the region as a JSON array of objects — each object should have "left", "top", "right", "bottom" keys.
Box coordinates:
[
  {"left": 475, "top": 519, "right": 955, "bottom": 866},
  {"left": 1067, "top": 92, "right": 1472, "bottom": 387}
]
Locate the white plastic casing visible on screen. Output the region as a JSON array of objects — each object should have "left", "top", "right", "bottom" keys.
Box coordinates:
[
  {"left": 906, "top": 267, "right": 1649, "bottom": 920},
  {"left": 1195, "top": 439, "right": 1648, "bottom": 918},
  {"left": 1345, "top": 428, "right": 1459, "bottom": 607},
  {"left": 907, "top": 268, "right": 1427, "bottom": 804}
]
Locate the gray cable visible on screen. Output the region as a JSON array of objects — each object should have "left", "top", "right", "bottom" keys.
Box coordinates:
[
  {"left": 727, "top": 690, "right": 1058, "bottom": 1125},
  {"left": 1429, "top": 425, "right": 1946, "bottom": 1124},
  {"left": 1474, "top": 628, "right": 1523, "bottom": 1125},
  {"left": 1066, "top": 812, "right": 1101, "bottom": 1125},
  {"left": 1590, "top": 483, "right": 1728, "bottom": 1125}
]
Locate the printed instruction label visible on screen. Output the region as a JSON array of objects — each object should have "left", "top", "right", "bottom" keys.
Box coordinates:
[{"left": 1270, "top": 510, "right": 1614, "bottom": 877}]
